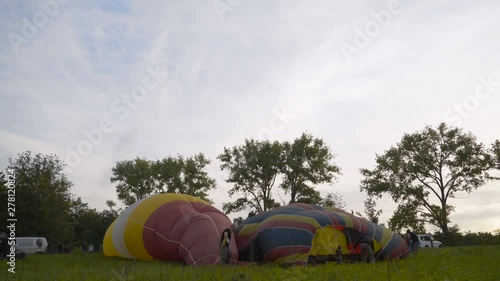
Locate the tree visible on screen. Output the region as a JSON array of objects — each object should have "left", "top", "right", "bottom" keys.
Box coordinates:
[
  {"left": 218, "top": 139, "right": 282, "bottom": 214},
  {"left": 111, "top": 154, "right": 217, "bottom": 206},
  {"left": 433, "top": 224, "right": 462, "bottom": 246},
  {"left": 493, "top": 140, "right": 500, "bottom": 170},
  {"left": 232, "top": 217, "right": 244, "bottom": 227},
  {"left": 154, "top": 153, "right": 216, "bottom": 203},
  {"left": 321, "top": 192, "right": 346, "bottom": 210},
  {"left": 280, "top": 133, "right": 341, "bottom": 204},
  {"left": 5, "top": 151, "right": 74, "bottom": 244},
  {"left": 103, "top": 200, "right": 120, "bottom": 218},
  {"left": 352, "top": 197, "right": 382, "bottom": 225},
  {"left": 362, "top": 196, "right": 382, "bottom": 224},
  {"left": 69, "top": 198, "right": 97, "bottom": 245},
  {"left": 97, "top": 200, "right": 120, "bottom": 241},
  {"left": 99, "top": 200, "right": 120, "bottom": 230},
  {"left": 387, "top": 201, "right": 425, "bottom": 233},
  {"left": 70, "top": 198, "right": 120, "bottom": 249},
  {"left": 111, "top": 157, "right": 157, "bottom": 206},
  {"left": 360, "top": 123, "right": 493, "bottom": 236},
  {"left": 0, "top": 172, "right": 8, "bottom": 226}
]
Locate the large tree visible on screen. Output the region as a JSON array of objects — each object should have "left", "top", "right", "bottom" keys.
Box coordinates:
[
  {"left": 111, "top": 154, "right": 216, "bottom": 206},
  {"left": 360, "top": 123, "right": 493, "bottom": 236},
  {"left": 154, "top": 153, "right": 216, "bottom": 203},
  {"left": 111, "top": 157, "right": 157, "bottom": 206},
  {"left": 4, "top": 151, "right": 74, "bottom": 244},
  {"left": 280, "top": 133, "right": 341, "bottom": 204},
  {"left": 218, "top": 139, "right": 282, "bottom": 214}
]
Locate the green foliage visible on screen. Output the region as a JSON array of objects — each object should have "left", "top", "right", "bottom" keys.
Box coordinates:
[
  {"left": 155, "top": 153, "right": 216, "bottom": 204},
  {"left": 2, "top": 151, "right": 74, "bottom": 244},
  {"left": 219, "top": 139, "right": 282, "bottom": 214},
  {"left": 492, "top": 140, "right": 500, "bottom": 170},
  {"left": 433, "top": 226, "right": 500, "bottom": 246},
  {"left": 1, "top": 246, "right": 500, "bottom": 280},
  {"left": 280, "top": 133, "right": 341, "bottom": 204},
  {"left": 352, "top": 196, "right": 382, "bottom": 225},
  {"left": 321, "top": 192, "right": 346, "bottom": 210},
  {"left": 111, "top": 157, "right": 158, "bottom": 206},
  {"left": 69, "top": 198, "right": 118, "bottom": 247},
  {"left": 111, "top": 153, "right": 216, "bottom": 206},
  {"left": 362, "top": 196, "right": 383, "bottom": 224},
  {"left": 388, "top": 201, "right": 426, "bottom": 233},
  {"left": 360, "top": 123, "right": 494, "bottom": 235},
  {"left": 0, "top": 151, "right": 119, "bottom": 250},
  {"left": 232, "top": 217, "right": 244, "bottom": 226},
  {"left": 219, "top": 133, "right": 341, "bottom": 215},
  {"left": 0, "top": 172, "right": 7, "bottom": 226}
]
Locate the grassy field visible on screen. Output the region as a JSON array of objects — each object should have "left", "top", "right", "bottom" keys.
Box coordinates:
[{"left": 1, "top": 245, "right": 499, "bottom": 281}]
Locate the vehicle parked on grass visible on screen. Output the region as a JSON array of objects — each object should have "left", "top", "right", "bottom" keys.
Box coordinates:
[
  {"left": 15, "top": 237, "right": 48, "bottom": 255},
  {"left": 417, "top": 234, "right": 443, "bottom": 248}
]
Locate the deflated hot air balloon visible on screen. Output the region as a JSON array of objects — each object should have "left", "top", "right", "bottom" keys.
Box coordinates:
[
  {"left": 103, "top": 193, "right": 238, "bottom": 265},
  {"left": 234, "top": 203, "right": 408, "bottom": 265}
]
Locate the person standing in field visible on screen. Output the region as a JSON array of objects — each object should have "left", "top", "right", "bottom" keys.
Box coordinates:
[
  {"left": 352, "top": 232, "right": 375, "bottom": 263},
  {"left": 404, "top": 232, "right": 412, "bottom": 253},
  {"left": 407, "top": 230, "right": 419, "bottom": 253},
  {"left": 220, "top": 228, "right": 232, "bottom": 264}
]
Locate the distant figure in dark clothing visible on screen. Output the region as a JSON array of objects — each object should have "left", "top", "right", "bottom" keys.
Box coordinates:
[
  {"left": 0, "top": 232, "right": 14, "bottom": 259},
  {"left": 58, "top": 244, "right": 64, "bottom": 253},
  {"left": 407, "top": 230, "right": 419, "bottom": 253},
  {"left": 220, "top": 228, "right": 231, "bottom": 264},
  {"left": 0, "top": 232, "right": 10, "bottom": 258},
  {"left": 353, "top": 233, "right": 375, "bottom": 263}
]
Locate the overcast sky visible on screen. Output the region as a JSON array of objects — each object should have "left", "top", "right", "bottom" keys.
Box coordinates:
[{"left": 1, "top": 0, "right": 499, "bottom": 233}]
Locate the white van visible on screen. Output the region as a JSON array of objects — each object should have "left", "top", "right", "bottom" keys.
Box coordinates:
[
  {"left": 15, "top": 237, "right": 48, "bottom": 255},
  {"left": 417, "top": 234, "right": 443, "bottom": 248}
]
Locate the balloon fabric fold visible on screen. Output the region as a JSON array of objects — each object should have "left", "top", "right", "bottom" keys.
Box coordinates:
[
  {"left": 234, "top": 203, "right": 408, "bottom": 265},
  {"left": 103, "top": 193, "right": 238, "bottom": 265}
]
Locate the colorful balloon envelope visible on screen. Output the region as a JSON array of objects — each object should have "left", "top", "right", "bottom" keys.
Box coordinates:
[
  {"left": 234, "top": 203, "right": 408, "bottom": 265},
  {"left": 103, "top": 193, "right": 238, "bottom": 265}
]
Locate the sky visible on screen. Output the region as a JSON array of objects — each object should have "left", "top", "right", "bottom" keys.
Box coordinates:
[{"left": 0, "top": 0, "right": 499, "bottom": 233}]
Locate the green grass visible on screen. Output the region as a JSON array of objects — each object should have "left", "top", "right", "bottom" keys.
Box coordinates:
[{"left": 1, "top": 246, "right": 500, "bottom": 281}]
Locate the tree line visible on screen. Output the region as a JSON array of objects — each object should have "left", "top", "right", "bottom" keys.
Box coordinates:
[
  {"left": 433, "top": 226, "right": 500, "bottom": 247},
  {"left": 0, "top": 153, "right": 119, "bottom": 251},
  {"left": 1, "top": 123, "right": 499, "bottom": 249}
]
